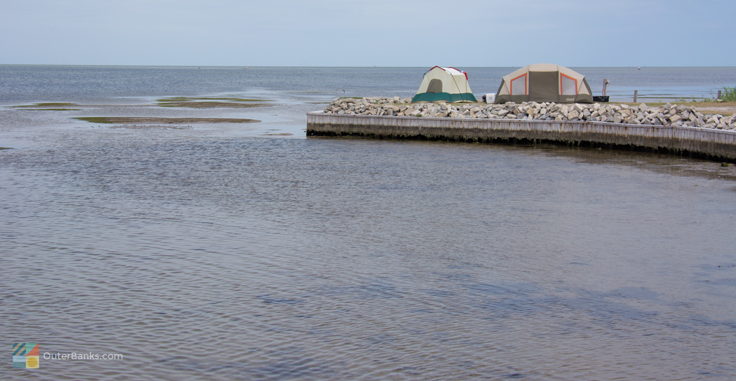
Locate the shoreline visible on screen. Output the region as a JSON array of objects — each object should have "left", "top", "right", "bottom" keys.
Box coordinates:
[
  {"left": 307, "top": 97, "right": 736, "bottom": 162},
  {"left": 323, "top": 98, "right": 736, "bottom": 129},
  {"left": 306, "top": 111, "right": 736, "bottom": 162}
]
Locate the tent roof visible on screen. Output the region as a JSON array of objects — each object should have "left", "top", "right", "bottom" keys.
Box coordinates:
[
  {"left": 495, "top": 63, "right": 593, "bottom": 103},
  {"left": 427, "top": 66, "right": 466, "bottom": 77},
  {"left": 502, "top": 63, "right": 586, "bottom": 82}
]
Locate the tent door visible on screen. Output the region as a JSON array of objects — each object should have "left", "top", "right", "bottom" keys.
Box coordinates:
[
  {"left": 427, "top": 79, "right": 443, "bottom": 93},
  {"left": 528, "top": 71, "right": 559, "bottom": 102}
]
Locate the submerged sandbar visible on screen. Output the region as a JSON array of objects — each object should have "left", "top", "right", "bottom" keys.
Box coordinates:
[
  {"left": 75, "top": 117, "right": 260, "bottom": 124},
  {"left": 157, "top": 97, "right": 272, "bottom": 109}
]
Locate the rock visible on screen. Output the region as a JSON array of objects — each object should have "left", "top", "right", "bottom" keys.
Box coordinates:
[{"left": 322, "top": 97, "right": 734, "bottom": 130}]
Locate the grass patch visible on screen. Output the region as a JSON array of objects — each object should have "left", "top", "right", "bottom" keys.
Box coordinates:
[
  {"left": 613, "top": 101, "right": 736, "bottom": 116},
  {"left": 74, "top": 117, "right": 260, "bottom": 124},
  {"left": 13, "top": 102, "right": 79, "bottom": 108},
  {"left": 719, "top": 88, "right": 736, "bottom": 102}
]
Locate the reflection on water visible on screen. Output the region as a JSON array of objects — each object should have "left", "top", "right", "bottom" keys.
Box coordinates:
[
  {"left": 506, "top": 142, "right": 736, "bottom": 181},
  {"left": 2, "top": 122, "right": 736, "bottom": 380}
]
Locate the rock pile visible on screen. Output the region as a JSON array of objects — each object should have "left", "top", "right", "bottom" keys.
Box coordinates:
[{"left": 324, "top": 97, "right": 736, "bottom": 130}]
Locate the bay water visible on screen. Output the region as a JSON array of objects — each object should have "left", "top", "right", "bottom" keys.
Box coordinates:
[{"left": 2, "top": 66, "right": 736, "bottom": 380}]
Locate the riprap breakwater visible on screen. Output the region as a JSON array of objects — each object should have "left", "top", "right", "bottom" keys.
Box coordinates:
[{"left": 308, "top": 110, "right": 736, "bottom": 163}]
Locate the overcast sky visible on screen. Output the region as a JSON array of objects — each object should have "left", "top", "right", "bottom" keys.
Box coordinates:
[{"left": 1, "top": 0, "right": 734, "bottom": 67}]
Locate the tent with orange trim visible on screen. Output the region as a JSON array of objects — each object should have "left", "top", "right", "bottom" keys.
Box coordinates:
[{"left": 495, "top": 64, "right": 593, "bottom": 104}]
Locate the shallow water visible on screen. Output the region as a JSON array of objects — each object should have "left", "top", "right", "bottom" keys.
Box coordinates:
[
  {"left": 3, "top": 127, "right": 736, "bottom": 380},
  {"left": 2, "top": 66, "right": 736, "bottom": 380}
]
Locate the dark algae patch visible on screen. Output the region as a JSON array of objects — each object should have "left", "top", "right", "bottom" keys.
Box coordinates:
[
  {"left": 13, "top": 102, "right": 80, "bottom": 109},
  {"left": 158, "top": 101, "right": 271, "bottom": 108},
  {"left": 11, "top": 98, "right": 274, "bottom": 110},
  {"left": 158, "top": 97, "right": 270, "bottom": 102},
  {"left": 157, "top": 97, "right": 272, "bottom": 109},
  {"left": 75, "top": 117, "right": 260, "bottom": 124},
  {"left": 23, "top": 108, "right": 81, "bottom": 111}
]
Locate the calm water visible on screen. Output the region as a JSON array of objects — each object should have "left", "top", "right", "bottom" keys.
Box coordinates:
[
  {"left": 1, "top": 65, "right": 735, "bottom": 103},
  {"left": 2, "top": 66, "right": 736, "bottom": 380}
]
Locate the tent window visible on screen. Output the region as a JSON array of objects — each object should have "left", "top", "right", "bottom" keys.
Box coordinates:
[
  {"left": 510, "top": 74, "right": 527, "bottom": 96},
  {"left": 560, "top": 74, "right": 577, "bottom": 95},
  {"left": 427, "top": 79, "right": 443, "bottom": 93}
]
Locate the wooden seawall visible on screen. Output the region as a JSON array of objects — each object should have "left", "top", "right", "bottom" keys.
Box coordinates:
[{"left": 306, "top": 111, "right": 736, "bottom": 161}]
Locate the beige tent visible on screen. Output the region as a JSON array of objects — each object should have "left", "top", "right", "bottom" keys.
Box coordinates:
[
  {"left": 495, "top": 64, "right": 593, "bottom": 104},
  {"left": 412, "top": 66, "right": 477, "bottom": 103}
]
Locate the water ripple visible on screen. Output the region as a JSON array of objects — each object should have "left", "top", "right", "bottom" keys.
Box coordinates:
[{"left": 2, "top": 129, "right": 736, "bottom": 379}]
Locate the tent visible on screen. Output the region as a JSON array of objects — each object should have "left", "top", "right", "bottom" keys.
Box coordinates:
[
  {"left": 495, "top": 64, "right": 593, "bottom": 104},
  {"left": 412, "top": 66, "right": 477, "bottom": 103}
]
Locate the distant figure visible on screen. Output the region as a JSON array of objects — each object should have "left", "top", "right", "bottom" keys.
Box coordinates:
[{"left": 602, "top": 79, "right": 609, "bottom": 97}]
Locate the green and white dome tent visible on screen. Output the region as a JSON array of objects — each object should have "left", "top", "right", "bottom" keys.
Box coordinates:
[
  {"left": 494, "top": 63, "right": 593, "bottom": 104},
  {"left": 411, "top": 66, "right": 477, "bottom": 103}
]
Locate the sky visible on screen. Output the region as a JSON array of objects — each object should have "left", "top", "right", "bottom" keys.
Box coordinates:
[{"left": 1, "top": 0, "right": 734, "bottom": 67}]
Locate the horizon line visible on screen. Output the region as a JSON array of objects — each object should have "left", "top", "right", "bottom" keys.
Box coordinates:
[{"left": 2, "top": 63, "right": 736, "bottom": 69}]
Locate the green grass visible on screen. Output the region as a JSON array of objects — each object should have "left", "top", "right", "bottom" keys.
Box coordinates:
[{"left": 719, "top": 87, "right": 736, "bottom": 102}]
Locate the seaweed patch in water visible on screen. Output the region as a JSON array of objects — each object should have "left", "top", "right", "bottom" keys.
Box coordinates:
[
  {"left": 156, "top": 97, "right": 273, "bottom": 109},
  {"left": 74, "top": 116, "right": 260, "bottom": 124},
  {"left": 158, "top": 97, "right": 270, "bottom": 102},
  {"left": 12, "top": 102, "right": 80, "bottom": 109},
  {"left": 22, "top": 108, "right": 80, "bottom": 111}
]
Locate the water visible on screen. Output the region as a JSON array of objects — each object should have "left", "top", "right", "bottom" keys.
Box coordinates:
[
  {"left": 1, "top": 65, "right": 735, "bottom": 103},
  {"left": 2, "top": 66, "right": 736, "bottom": 380}
]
